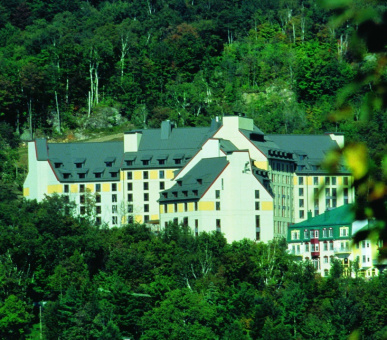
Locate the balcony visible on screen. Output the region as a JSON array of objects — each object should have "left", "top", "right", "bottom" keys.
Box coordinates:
[
  {"left": 311, "top": 251, "right": 320, "bottom": 257},
  {"left": 334, "top": 247, "right": 351, "bottom": 254}
]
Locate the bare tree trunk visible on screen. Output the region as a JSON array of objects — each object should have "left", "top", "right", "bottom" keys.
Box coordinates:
[
  {"left": 55, "top": 91, "right": 60, "bottom": 132},
  {"left": 28, "top": 99, "right": 33, "bottom": 139},
  {"left": 95, "top": 67, "right": 99, "bottom": 104}
]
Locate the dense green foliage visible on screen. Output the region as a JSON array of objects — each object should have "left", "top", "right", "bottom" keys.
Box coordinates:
[
  {"left": 0, "top": 0, "right": 385, "bottom": 155},
  {"left": 0, "top": 194, "right": 386, "bottom": 339}
]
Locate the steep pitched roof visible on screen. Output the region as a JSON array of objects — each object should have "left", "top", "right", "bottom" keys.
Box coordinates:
[
  {"left": 291, "top": 204, "right": 355, "bottom": 228},
  {"left": 46, "top": 141, "right": 123, "bottom": 182},
  {"left": 159, "top": 157, "right": 229, "bottom": 202},
  {"left": 122, "top": 126, "right": 217, "bottom": 170}
]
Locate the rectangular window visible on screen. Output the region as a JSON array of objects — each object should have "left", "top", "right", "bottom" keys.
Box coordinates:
[
  {"left": 144, "top": 182, "right": 149, "bottom": 190},
  {"left": 96, "top": 206, "right": 101, "bottom": 214},
  {"left": 144, "top": 215, "right": 150, "bottom": 223},
  {"left": 313, "top": 177, "right": 318, "bottom": 185},
  {"left": 323, "top": 229, "right": 327, "bottom": 238},
  {"left": 174, "top": 203, "right": 177, "bottom": 212},
  {"left": 160, "top": 181, "right": 165, "bottom": 190},
  {"left": 144, "top": 204, "right": 149, "bottom": 212},
  {"left": 159, "top": 170, "right": 165, "bottom": 179},
  {"left": 344, "top": 177, "right": 349, "bottom": 185},
  {"left": 299, "top": 188, "right": 304, "bottom": 196},
  {"left": 112, "top": 183, "right": 117, "bottom": 192},
  {"left": 80, "top": 184, "right": 85, "bottom": 193},
  {"left": 144, "top": 193, "right": 149, "bottom": 201},
  {"left": 80, "top": 195, "right": 85, "bottom": 204},
  {"left": 64, "top": 185, "right": 69, "bottom": 193},
  {"left": 298, "top": 177, "right": 304, "bottom": 185},
  {"left": 216, "top": 219, "right": 221, "bottom": 232},
  {"left": 215, "top": 190, "right": 220, "bottom": 199},
  {"left": 299, "top": 210, "right": 304, "bottom": 219},
  {"left": 328, "top": 228, "right": 333, "bottom": 237},
  {"left": 127, "top": 183, "right": 133, "bottom": 191},
  {"left": 195, "top": 219, "right": 199, "bottom": 237},
  {"left": 325, "top": 177, "right": 330, "bottom": 185},
  {"left": 128, "top": 194, "right": 133, "bottom": 202},
  {"left": 184, "top": 202, "right": 188, "bottom": 212},
  {"left": 95, "top": 172, "right": 102, "bottom": 179},
  {"left": 332, "top": 177, "right": 337, "bottom": 185},
  {"left": 127, "top": 171, "right": 132, "bottom": 180},
  {"left": 183, "top": 217, "right": 188, "bottom": 226},
  {"left": 255, "top": 201, "right": 260, "bottom": 210},
  {"left": 299, "top": 199, "right": 304, "bottom": 208},
  {"left": 112, "top": 205, "right": 117, "bottom": 213},
  {"left": 112, "top": 194, "right": 117, "bottom": 202},
  {"left": 80, "top": 206, "right": 86, "bottom": 215},
  {"left": 255, "top": 190, "right": 260, "bottom": 199},
  {"left": 305, "top": 243, "right": 309, "bottom": 252},
  {"left": 143, "top": 171, "right": 149, "bottom": 179},
  {"left": 158, "top": 159, "right": 165, "bottom": 165},
  {"left": 142, "top": 160, "right": 149, "bottom": 166},
  {"left": 128, "top": 205, "right": 133, "bottom": 213},
  {"left": 304, "top": 230, "right": 308, "bottom": 239},
  {"left": 329, "top": 242, "right": 333, "bottom": 250},
  {"left": 216, "top": 202, "right": 221, "bottom": 211},
  {"left": 194, "top": 202, "right": 198, "bottom": 211},
  {"left": 96, "top": 184, "right": 101, "bottom": 192},
  {"left": 324, "top": 242, "right": 328, "bottom": 251},
  {"left": 96, "top": 195, "right": 101, "bottom": 203},
  {"left": 112, "top": 216, "right": 118, "bottom": 225}
]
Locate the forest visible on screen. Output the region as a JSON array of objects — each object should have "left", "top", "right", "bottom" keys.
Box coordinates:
[
  {"left": 0, "top": 194, "right": 386, "bottom": 339},
  {"left": 1, "top": 0, "right": 387, "bottom": 338}
]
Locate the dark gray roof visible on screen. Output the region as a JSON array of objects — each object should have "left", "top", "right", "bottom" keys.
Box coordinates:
[
  {"left": 46, "top": 141, "right": 123, "bottom": 182},
  {"left": 159, "top": 157, "right": 229, "bottom": 202},
  {"left": 122, "top": 126, "right": 217, "bottom": 170}
]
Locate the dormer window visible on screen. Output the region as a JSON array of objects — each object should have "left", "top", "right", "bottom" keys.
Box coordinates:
[
  {"left": 157, "top": 155, "right": 168, "bottom": 165},
  {"left": 172, "top": 192, "right": 177, "bottom": 198},
  {"left": 177, "top": 180, "right": 182, "bottom": 186},
  {"left": 163, "top": 193, "right": 168, "bottom": 198},
  {"left": 54, "top": 162, "right": 62, "bottom": 168},
  {"left": 104, "top": 157, "right": 116, "bottom": 167},
  {"left": 173, "top": 154, "right": 184, "bottom": 165},
  {"left": 74, "top": 158, "right": 85, "bottom": 169},
  {"left": 141, "top": 155, "right": 152, "bottom": 166},
  {"left": 183, "top": 191, "right": 188, "bottom": 197},
  {"left": 193, "top": 190, "right": 198, "bottom": 196},
  {"left": 63, "top": 173, "right": 70, "bottom": 179},
  {"left": 197, "top": 178, "right": 202, "bottom": 185}
]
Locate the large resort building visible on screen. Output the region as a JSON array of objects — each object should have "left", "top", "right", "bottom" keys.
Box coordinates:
[{"left": 24, "top": 115, "right": 355, "bottom": 243}]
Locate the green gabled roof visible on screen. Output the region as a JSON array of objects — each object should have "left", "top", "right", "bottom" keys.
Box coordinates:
[
  {"left": 46, "top": 141, "right": 123, "bottom": 182},
  {"left": 293, "top": 204, "right": 355, "bottom": 228},
  {"left": 122, "top": 126, "right": 216, "bottom": 170},
  {"left": 159, "top": 157, "right": 229, "bottom": 203}
]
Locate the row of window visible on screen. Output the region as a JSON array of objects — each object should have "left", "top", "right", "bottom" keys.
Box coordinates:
[
  {"left": 298, "top": 176, "right": 349, "bottom": 186},
  {"left": 127, "top": 170, "right": 165, "bottom": 180},
  {"left": 291, "top": 227, "right": 350, "bottom": 240}
]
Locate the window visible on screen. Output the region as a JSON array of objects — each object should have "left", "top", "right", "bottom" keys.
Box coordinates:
[
  {"left": 96, "top": 217, "right": 101, "bottom": 225},
  {"left": 112, "top": 216, "right": 118, "bottom": 225},
  {"left": 143, "top": 171, "right": 149, "bottom": 179},
  {"left": 96, "top": 206, "right": 101, "bottom": 214},
  {"left": 80, "top": 184, "right": 85, "bottom": 193},
  {"left": 96, "top": 184, "right": 101, "bottom": 192},
  {"left": 183, "top": 217, "right": 188, "bottom": 226},
  {"left": 111, "top": 172, "right": 118, "bottom": 178},
  {"left": 112, "top": 194, "right": 117, "bottom": 202},
  {"left": 175, "top": 159, "right": 181, "bottom": 165},
  {"left": 194, "top": 202, "right": 198, "bottom": 211},
  {"left": 324, "top": 256, "right": 329, "bottom": 263},
  {"left": 63, "top": 173, "right": 70, "bottom": 179},
  {"left": 160, "top": 182, "right": 165, "bottom": 190},
  {"left": 112, "top": 205, "right": 117, "bottom": 213},
  {"left": 304, "top": 229, "right": 308, "bottom": 239},
  {"left": 216, "top": 202, "right": 221, "bottom": 211},
  {"left": 127, "top": 171, "right": 132, "bottom": 180},
  {"left": 159, "top": 170, "right": 165, "bottom": 179},
  {"left": 112, "top": 183, "right": 117, "bottom": 192},
  {"left": 255, "top": 202, "right": 260, "bottom": 210},
  {"left": 80, "top": 206, "right": 86, "bottom": 215},
  {"left": 323, "top": 242, "right": 328, "bottom": 251},
  {"left": 78, "top": 173, "right": 86, "bottom": 179},
  {"left": 126, "top": 160, "right": 133, "bottom": 166},
  {"left": 127, "top": 183, "right": 133, "bottom": 191},
  {"left": 314, "top": 230, "right": 319, "bottom": 238},
  {"left": 64, "top": 185, "right": 69, "bottom": 193},
  {"left": 298, "top": 177, "right": 304, "bottom": 185},
  {"left": 95, "top": 172, "right": 102, "bottom": 179},
  {"left": 216, "top": 219, "right": 221, "bottom": 232},
  {"left": 291, "top": 230, "right": 300, "bottom": 240},
  {"left": 128, "top": 204, "right": 133, "bottom": 213},
  {"left": 128, "top": 194, "right": 133, "bottom": 202},
  {"left": 310, "top": 230, "right": 314, "bottom": 238},
  {"left": 144, "top": 204, "right": 149, "bottom": 212},
  {"left": 144, "top": 193, "right": 149, "bottom": 201},
  {"left": 299, "top": 188, "right": 304, "bottom": 196},
  {"left": 340, "top": 227, "right": 349, "bottom": 237},
  {"left": 142, "top": 160, "right": 149, "bottom": 166},
  {"left": 325, "top": 177, "right": 330, "bottom": 185},
  {"left": 184, "top": 202, "right": 188, "bottom": 212},
  {"left": 305, "top": 243, "right": 309, "bottom": 252},
  {"left": 332, "top": 177, "right": 337, "bottom": 185},
  {"left": 105, "top": 161, "right": 113, "bottom": 167},
  {"left": 195, "top": 220, "right": 199, "bottom": 237},
  {"left": 215, "top": 190, "right": 220, "bottom": 199},
  {"left": 144, "top": 215, "right": 150, "bottom": 223},
  {"left": 313, "top": 177, "right": 318, "bottom": 185},
  {"left": 144, "top": 182, "right": 149, "bottom": 190},
  {"left": 299, "top": 199, "right": 304, "bottom": 208},
  {"left": 323, "top": 228, "right": 327, "bottom": 238},
  {"left": 183, "top": 191, "right": 188, "bottom": 197},
  {"left": 299, "top": 210, "right": 304, "bottom": 219},
  {"left": 255, "top": 190, "right": 260, "bottom": 199},
  {"left": 174, "top": 203, "right": 177, "bottom": 212},
  {"left": 158, "top": 159, "right": 165, "bottom": 165},
  {"left": 328, "top": 228, "right": 333, "bottom": 237},
  {"left": 344, "top": 177, "right": 349, "bottom": 185},
  {"left": 362, "top": 255, "right": 366, "bottom": 263},
  {"left": 329, "top": 242, "right": 334, "bottom": 250},
  {"left": 96, "top": 195, "right": 101, "bottom": 203}
]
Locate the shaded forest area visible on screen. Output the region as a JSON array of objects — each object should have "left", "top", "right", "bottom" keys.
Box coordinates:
[
  {"left": 0, "top": 194, "right": 386, "bottom": 339},
  {"left": 0, "top": 0, "right": 386, "bottom": 159}
]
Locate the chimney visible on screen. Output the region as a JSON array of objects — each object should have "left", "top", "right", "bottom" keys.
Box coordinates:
[
  {"left": 161, "top": 120, "right": 172, "bottom": 139},
  {"left": 326, "top": 132, "right": 344, "bottom": 149},
  {"left": 124, "top": 131, "right": 142, "bottom": 152}
]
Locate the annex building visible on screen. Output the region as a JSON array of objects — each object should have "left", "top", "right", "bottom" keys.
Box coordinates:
[
  {"left": 287, "top": 204, "right": 386, "bottom": 278},
  {"left": 24, "top": 115, "right": 355, "bottom": 243}
]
